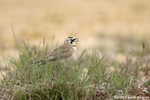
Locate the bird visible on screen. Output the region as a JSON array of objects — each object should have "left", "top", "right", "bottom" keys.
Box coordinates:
[{"left": 34, "top": 36, "right": 78, "bottom": 64}]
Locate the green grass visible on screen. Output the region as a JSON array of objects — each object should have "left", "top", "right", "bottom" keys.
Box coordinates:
[{"left": 0, "top": 41, "right": 150, "bottom": 100}]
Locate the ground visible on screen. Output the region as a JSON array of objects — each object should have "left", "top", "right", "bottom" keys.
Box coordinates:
[{"left": 0, "top": 0, "right": 150, "bottom": 99}]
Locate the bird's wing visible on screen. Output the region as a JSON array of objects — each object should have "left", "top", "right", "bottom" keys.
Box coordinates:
[
  {"left": 46, "top": 44, "right": 74, "bottom": 61},
  {"left": 59, "top": 47, "right": 74, "bottom": 59}
]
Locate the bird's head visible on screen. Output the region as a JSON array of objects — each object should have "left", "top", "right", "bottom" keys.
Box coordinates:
[{"left": 64, "top": 36, "right": 78, "bottom": 46}]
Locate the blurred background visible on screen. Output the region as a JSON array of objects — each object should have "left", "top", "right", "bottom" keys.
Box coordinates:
[{"left": 0, "top": 0, "right": 150, "bottom": 62}]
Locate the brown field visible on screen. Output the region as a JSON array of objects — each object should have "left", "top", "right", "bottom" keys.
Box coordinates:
[
  {"left": 0, "top": 0, "right": 150, "bottom": 55},
  {"left": 0, "top": 0, "right": 150, "bottom": 80}
]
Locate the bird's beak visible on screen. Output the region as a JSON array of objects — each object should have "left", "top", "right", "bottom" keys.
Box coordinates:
[{"left": 74, "top": 38, "right": 79, "bottom": 42}]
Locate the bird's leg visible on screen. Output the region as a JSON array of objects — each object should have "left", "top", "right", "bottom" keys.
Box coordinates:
[
  {"left": 53, "top": 63, "right": 57, "bottom": 76},
  {"left": 51, "top": 63, "right": 58, "bottom": 86}
]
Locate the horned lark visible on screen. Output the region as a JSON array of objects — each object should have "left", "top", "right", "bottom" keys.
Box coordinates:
[{"left": 34, "top": 36, "right": 78, "bottom": 63}]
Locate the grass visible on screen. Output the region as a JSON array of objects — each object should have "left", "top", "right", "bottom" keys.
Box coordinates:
[{"left": 0, "top": 40, "right": 150, "bottom": 100}]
